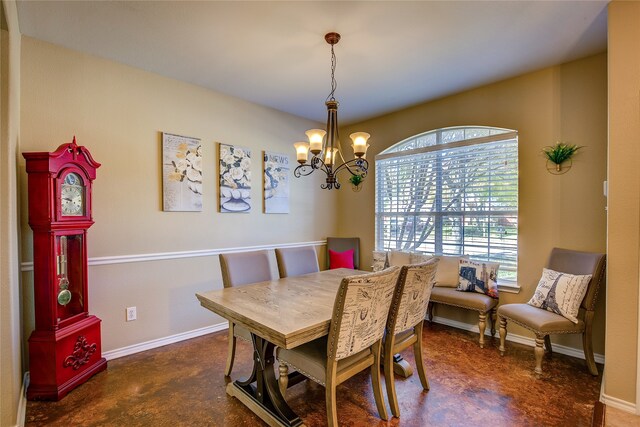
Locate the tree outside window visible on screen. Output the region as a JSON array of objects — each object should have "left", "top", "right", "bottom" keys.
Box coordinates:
[{"left": 375, "top": 127, "right": 518, "bottom": 281}]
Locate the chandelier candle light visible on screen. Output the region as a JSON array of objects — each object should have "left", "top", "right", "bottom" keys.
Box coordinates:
[{"left": 293, "top": 32, "right": 370, "bottom": 190}]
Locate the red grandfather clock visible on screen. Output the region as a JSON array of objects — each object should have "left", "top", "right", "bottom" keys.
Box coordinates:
[{"left": 23, "top": 137, "right": 107, "bottom": 400}]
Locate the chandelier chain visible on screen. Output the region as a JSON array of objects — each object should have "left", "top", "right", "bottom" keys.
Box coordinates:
[{"left": 327, "top": 44, "right": 337, "bottom": 102}]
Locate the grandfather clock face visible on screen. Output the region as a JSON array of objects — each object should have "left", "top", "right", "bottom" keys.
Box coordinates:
[{"left": 60, "top": 172, "right": 85, "bottom": 216}]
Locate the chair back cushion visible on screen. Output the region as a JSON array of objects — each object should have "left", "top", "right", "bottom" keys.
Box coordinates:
[
  {"left": 546, "top": 248, "right": 606, "bottom": 311},
  {"left": 456, "top": 259, "right": 500, "bottom": 299},
  {"left": 328, "top": 249, "right": 355, "bottom": 269},
  {"left": 434, "top": 255, "right": 467, "bottom": 287},
  {"left": 328, "top": 267, "right": 401, "bottom": 361},
  {"left": 275, "top": 246, "right": 320, "bottom": 278},
  {"left": 326, "top": 237, "right": 360, "bottom": 269},
  {"left": 389, "top": 258, "right": 440, "bottom": 335},
  {"left": 371, "top": 251, "right": 389, "bottom": 272},
  {"left": 374, "top": 250, "right": 432, "bottom": 271},
  {"left": 219, "top": 250, "right": 279, "bottom": 288},
  {"left": 410, "top": 252, "right": 433, "bottom": 264},
  {"left": 388, "top": 250, "right": 412, "bottom": 267},
  {"left": 527, "top": 268, "right": 592, "bottom": 323}
]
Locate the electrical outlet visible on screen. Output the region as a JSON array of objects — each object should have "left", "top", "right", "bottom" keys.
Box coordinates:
[{"left": 126, "top": 306, "right": 137, "bottom": 322}]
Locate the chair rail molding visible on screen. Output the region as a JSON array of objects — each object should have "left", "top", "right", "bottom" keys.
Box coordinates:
[{"left": 20, "top": 240, "right": 327, "bottom": 271}]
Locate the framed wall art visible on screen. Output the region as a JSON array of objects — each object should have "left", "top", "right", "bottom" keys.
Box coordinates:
[
  {"left": 162, "top": 132, "right": 202, "bottom": 212},
  {"left": 219, "top": 143, "right": 251, "bottom": 213},
  {"left": 263, "top": 151, "right": 290, "bottom": 214}
]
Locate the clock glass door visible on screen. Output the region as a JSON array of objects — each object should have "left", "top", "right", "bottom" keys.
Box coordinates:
[{"left": 55, "top": 234, "right": 85, "bottom": 325}]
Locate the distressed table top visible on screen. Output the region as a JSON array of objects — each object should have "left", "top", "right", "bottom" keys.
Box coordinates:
[{"left": 196, "top": 268, "right": 365, "bottom": 349}]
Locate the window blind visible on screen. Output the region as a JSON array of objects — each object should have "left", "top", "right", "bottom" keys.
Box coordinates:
[{"left": 375, "top": 128, "right": 518, "bottom": 280}]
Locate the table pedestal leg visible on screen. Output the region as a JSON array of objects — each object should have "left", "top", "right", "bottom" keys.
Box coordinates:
[
  {"left": 228, "top": 334, "right": 302, "bottom": 427},
  {"left": 392, "top": 353, "right": 414, "bottom": 378}
]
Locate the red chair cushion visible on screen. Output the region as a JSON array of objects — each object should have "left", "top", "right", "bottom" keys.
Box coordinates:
[{"left": 329, "top": 249, "right": 355, "bottom": 269}]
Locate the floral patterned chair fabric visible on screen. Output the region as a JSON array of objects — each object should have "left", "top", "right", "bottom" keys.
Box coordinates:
[{"left": 277, "top": 267, "right": 401, "bottom": 426}]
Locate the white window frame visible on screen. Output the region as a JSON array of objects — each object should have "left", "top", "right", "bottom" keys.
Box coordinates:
[{"left": 375, "top": 126, "right": 519, "bottom": 292}]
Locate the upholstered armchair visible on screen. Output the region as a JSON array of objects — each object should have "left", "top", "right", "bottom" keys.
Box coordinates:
[
  {"left": 219, "top": 250, "right": 279, "bottom": 376},
  {"left": 275, "top": 246, "right": 320, "bottom": 278},
  {"left": 498, "top": 248, "right": 606, "bottom": 375},
  {"left": 277, "top": 267, "right": 401, "bottom": 426},
  {"left": 384, "top": 258, "right": 439, "bottom": 418}
]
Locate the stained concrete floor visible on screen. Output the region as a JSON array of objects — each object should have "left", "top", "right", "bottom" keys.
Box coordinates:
[{"left": 26, "top": 322, "right": 602, "bottom": 426}]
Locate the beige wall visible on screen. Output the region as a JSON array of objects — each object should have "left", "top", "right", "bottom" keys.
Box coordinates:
[
  {"left": 11, "top": 3, "right": 640, "bottom": 418},
  {"left": 19, "top": 37, "right": 337, "bottom": 352},
  {"left": 339, "top": 54, "right": 608, "bottom": 355},
  {"left": 0, "top": 0, "right": 22, "bottom": 425},
  {"left": 605, "top": 1, "right": 640, "bottom": 407}
]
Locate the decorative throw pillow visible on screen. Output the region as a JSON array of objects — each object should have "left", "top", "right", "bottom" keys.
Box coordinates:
[
  {"left": 387, "top": 250, "right": 412, "bottom": 267},
  {"left": 329, "top": 249, "right": 355, "bottom": 269},
  {"left": 456, "top": 259, "right": 500, "bottom": 299},
  {"left": 434, "top": 255, "right": 468, "bottom": 287},
  {"left": 527, "top": 268, "right": 592, "bottom": 323},
  {"left": 371, "top": 251, "right": 389, "bottom": 272},
  {"left": 410, "top": 252, "right": 433, "bottom": 264}
]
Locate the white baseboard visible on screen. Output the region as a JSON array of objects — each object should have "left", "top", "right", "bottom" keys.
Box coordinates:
[
  {"left": 430, "top": 315, "right": 605, "bottom": 364},
  {"left": 600, "top": 392, "right": 637, "bottom": 414},
  {"left": 103, "top": 322, "right": 228, "bottom": 360},
  {"left": 107, "top": 316, "right": 605, "bottom": 365},
  {"left": 15, "top": 372, "right": 28, "bottom": 427}
]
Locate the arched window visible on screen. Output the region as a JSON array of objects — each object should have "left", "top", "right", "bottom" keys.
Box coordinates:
[{"left": 375, "top": 126, "right": 518, "bottom": 281}]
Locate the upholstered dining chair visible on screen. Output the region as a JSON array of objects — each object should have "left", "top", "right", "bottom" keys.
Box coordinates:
[
  {"left": 277, "top": 267, "right": 401, "bottom": 426},
  {"left": 498, "top": 248, "right": 606, "bottom": 375},
  {"left": 219, "top": 250, "right": 279, "bottom": 376},
  {"left": 275, "top": 246, "right": 320, "bottom": 278},
  {"left": 326, "top": 237, "right": 360, "bottom": 269},
  {"left": 384, "top": 258, "right": 439, "bottom": 418}
]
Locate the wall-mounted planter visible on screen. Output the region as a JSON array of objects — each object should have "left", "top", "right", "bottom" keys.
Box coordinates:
[
  {"left": 542, "top": 142, "right": 583, "bottom": 175},
  {"left": 546, "top": 158, "right": 572, "bottom": 175},
  {"left": 349, "top": 174, "right": 364, "bottom": 192}
]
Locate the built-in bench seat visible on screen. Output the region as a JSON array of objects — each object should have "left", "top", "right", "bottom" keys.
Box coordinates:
[
  {"left": 374, "top": 250, "right": 498, "bottom": 348},
  {"left": 428, "top": 287, "right": 497, "bottom": 348}
]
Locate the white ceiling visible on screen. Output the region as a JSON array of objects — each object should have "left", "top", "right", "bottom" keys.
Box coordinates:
[{"left": 15, "top": 1, "right": 608, "bottom": 125}]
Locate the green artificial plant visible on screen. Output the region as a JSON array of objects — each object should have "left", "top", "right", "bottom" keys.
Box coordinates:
[
  {"left": 542, "top": 142, "right": 583, "bottom": 172},
  {"left": 349, "top": 174, "right": 363, "bottom": 188}
]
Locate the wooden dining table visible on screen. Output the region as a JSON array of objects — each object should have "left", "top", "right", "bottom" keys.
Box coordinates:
[{"left": 195, "top": 268, "right": 413, "bottom": 426}]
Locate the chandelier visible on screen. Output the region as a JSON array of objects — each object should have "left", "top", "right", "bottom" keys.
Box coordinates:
[{"left": 293, "top": 32, "right": 370, "bottom": 190}]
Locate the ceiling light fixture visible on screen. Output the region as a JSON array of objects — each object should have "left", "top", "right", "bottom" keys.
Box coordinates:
[{"left": 293, "top": 32, "right": 370, "bottom": 190}]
